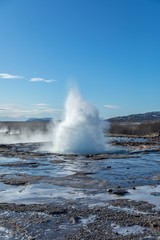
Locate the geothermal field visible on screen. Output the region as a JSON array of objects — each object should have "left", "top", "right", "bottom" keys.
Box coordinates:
[{"left": 0, "top": 91, "right": 160, "bottom": 239}]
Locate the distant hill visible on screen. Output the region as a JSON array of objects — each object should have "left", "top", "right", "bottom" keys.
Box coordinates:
[
  {"left": 26, "top": 118, "right": 53, "bottom": 122},
  {"left": 108, "top": 111, "right": 160, "bottom": 123}
]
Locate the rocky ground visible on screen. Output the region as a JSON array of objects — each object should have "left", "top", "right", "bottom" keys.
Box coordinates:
[
  {"left": 0, "top": 199, "right": 160, "bottom": 240},
  {"left": 0, "top": 138, "right": 159, "bottom": 239}
]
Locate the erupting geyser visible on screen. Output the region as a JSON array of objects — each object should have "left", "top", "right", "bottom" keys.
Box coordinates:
[{"left": 52, "top": 89, "right": 107, "bottom": 154}]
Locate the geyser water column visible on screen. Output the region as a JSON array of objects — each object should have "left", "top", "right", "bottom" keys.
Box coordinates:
[{"left": 52, "top": 89, "right": 107, "bottom": 154}]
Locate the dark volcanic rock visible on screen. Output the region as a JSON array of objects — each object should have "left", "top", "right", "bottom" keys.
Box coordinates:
[{"left": 112, "top": 189, "right": 129, "bottom": 196}]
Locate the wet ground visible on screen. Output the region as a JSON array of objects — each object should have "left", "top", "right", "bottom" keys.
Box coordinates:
[{"left": 0, "top": 137, "right": 160, "bottom": 239}]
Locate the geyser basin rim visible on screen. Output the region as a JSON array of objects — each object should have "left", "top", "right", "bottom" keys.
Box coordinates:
[{"left": 51, "top": 148, "right": 127, "bottom": 156}]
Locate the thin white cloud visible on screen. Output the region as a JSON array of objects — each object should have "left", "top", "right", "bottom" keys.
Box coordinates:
[
  {"left": 0, "top": 73, "right": 23, "bottom": 79},
  {"left": 104, "top": 104, "right": 120, "bottom": 109},
  {"left": 33, "top": 103, "right": 49, "bottom": 107},
  {"left": 0, "top": 104, "right": 61, "bottom": 118},
  {"left": 30, "top": 77, "right": 56, "bottom": 83}
]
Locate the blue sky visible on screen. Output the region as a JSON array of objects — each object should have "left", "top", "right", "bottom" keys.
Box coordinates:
[{"left": 0, "top": 0, "right": 160, "bottom": 120}]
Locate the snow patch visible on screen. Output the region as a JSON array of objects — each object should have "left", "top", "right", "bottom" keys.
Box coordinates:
[{"left": 111, "top": 223, "right": 146, "bottom": 236}]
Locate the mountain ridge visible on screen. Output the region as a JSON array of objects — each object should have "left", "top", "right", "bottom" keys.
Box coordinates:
[{"left": 108, "top": 111, "right": 160, "bottom": 123}]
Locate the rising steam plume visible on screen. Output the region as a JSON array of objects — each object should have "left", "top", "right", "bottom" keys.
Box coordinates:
[{"left": 52, "top": 89, "right": 107, "bottom": 154}]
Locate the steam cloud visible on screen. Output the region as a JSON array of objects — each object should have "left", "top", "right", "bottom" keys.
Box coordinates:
[
  {"left": 0, "top": 89, "right": 108, "bottom": 155},
  {"left": 52, "top": 89, "right": 107, "bottom": 154},
  {"left": 0, "top": 124, "right": 53, "bottom": 144}
]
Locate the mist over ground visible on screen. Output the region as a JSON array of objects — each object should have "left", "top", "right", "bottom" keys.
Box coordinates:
[{"left": 0, "top": 121, "right": 54, "bottom": 144}]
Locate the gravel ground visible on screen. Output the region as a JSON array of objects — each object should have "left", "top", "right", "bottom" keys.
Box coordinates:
[{"left": 0, "top": 140, "right": 159, "bottom": 239}]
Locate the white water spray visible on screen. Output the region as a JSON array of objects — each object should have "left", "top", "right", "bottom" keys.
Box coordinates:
[{"left": 52, "top": 89, "right": 107, "bottom": 154}]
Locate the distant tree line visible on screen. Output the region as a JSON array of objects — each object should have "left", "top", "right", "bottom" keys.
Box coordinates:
[{"left": 108, "top": 121, "right": 160, "bottom": 136}]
